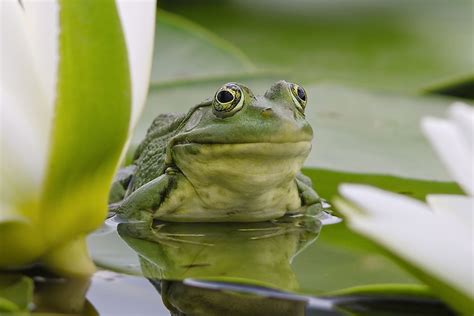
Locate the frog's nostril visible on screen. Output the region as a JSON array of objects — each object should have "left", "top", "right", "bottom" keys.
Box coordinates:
[{"left": 261, "top": 107, "right": 273, "bottom": 118}]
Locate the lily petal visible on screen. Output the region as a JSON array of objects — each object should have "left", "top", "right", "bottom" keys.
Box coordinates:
[
  {"left": 1, "top": 0, "right": 156, "bottom": 276},
  {"left": 115, "top": 0, "right": 156, "bottom": 129},
  {"left": 0, "top": 0, "right": 52, "bottom": 204},
  {"left": 421, "top": 103, "right": 474, "bottom": 195},
  {"left": 449, "top": 102, "right": 474, "bottom": 153},
  {"left": 338, "top": 184, "right": 473, "bottom": 298},
  {"left": 22, "top": 0, "right": 59, "bottom": 111},
  {"left": 339, "top": 183, "right": 431, "bottom": 218},
  {"left": 426, "top": 194, "right": 473, "bottom": 230}
]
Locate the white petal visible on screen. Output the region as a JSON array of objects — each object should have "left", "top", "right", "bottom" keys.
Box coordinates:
[
  {"left": 421, "top": 105, "right": 474, "bottom": 196},
  {"left": 449, "top": 102, "right": 474, "bottom": 153},
  {"left": 115, "top": 0, "right": 156, "bottom": 129},
  {"left": 339, "top": 184, "right": 431, "bottom": 218},
  {"left": 338, "top": 184, "right": 474, "bottom": 298},
  {"left": 0, "top": 0, "right": 57, "bottom": 203},
  {"left": 426, "top": 194, "right": 473, "bottom": 231},
  {"left": 1, "top": 91, "right": 46, "bottom": 202},
  {"left": 22, "top": 0, "right": 59, "bottom": 111}
]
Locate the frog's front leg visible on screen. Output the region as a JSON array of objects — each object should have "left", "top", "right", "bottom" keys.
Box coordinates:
[
  {"left": 114, "top": 174, "right": 176, "bottom": 222},
  {"left": 295, "top": 173, "right": 325, "bottom": 216}
]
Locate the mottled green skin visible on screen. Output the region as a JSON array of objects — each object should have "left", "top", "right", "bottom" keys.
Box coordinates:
[
  {"left": 111, "top": 81, "right": 325, "bottom": 222},
  {"left": 131, "top": 112, "right": 187, "bottom": 191}
]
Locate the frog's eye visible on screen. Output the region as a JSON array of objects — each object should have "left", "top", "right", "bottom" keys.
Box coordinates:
[
  {"left": 290, "top": 83, "right": 307, "bottom": 112},
  {"left": 213, "top": 83, "right": 244, "bottom": 118}
]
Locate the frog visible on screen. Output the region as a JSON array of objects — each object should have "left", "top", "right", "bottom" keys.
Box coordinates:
[{"left": 109, "top": 80, "right": 327, "bottom": 223}]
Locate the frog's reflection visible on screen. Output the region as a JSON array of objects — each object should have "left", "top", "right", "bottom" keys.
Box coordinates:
[{"left": 118, "top": 214, "right": 321, "bottom": 316}]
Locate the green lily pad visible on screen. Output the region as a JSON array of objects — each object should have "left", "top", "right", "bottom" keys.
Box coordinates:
[
  {"left": 303, "top": 84, "right": 462, "bottom": 180},
  {"left": 423, "top": 76, "right": 474, "bottom": 100},
  {"left": 0, "top": 274, "right": 33, "bottom": 313},
  {"left": 159, "top": 1, "right": 473, "bottom": 93},
  {"left": 304, "top": 168, "right": 462, "bottom": 205},
  {"left": 151, "top": 10, "right": 255, "bottom": 84}
]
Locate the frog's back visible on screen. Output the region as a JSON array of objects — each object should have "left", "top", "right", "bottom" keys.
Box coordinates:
[{"left": 129, "top": 113, "right": 186, "bottom": 192}]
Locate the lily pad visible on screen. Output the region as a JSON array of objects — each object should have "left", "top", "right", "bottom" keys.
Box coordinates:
[
  {"left": 0, "top": 274, "right": 33, "bottom": 313},
  {"left": 303, "top": 168, "right": 462, "bottom": 206},
  {"left": 159, "top": 0, "right": 473, "bottom": 93},
  {"left": 151, "top": 10, "right": 255, "bottom": 84}
]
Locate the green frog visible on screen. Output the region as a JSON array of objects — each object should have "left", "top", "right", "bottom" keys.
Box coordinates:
[{"left": 110, "top": 80, "right": 326, "bottom": 222}]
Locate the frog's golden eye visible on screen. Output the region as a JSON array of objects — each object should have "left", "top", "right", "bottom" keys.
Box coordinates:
[
  {"left": 213, "top": 83, "right": 244, "bottom": 118},
  {"left": 290, "top": 83, "right": 307, "bottom": 112}
]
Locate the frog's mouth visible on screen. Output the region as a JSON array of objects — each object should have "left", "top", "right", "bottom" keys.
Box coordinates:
[{"left": 172, "top": 141, "right": 311, "bottom": 160}]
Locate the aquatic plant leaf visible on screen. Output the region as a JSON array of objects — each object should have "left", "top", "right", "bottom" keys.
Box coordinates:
[
  {"left": 158, "top": 0, "right": 473, "bottom": 94},
  {"left": 0, "top": 275, "right": 33, "bottom": 313},
  {"left": 151, "top": 10, "right": 255, "bottom": 85}
]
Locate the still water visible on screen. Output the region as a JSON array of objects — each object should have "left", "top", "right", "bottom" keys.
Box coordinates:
[{"left": 1, "top": 214, "right": 456, "bottom": 315}]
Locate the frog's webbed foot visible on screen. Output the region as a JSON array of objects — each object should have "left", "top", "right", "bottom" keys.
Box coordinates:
[{"left": 295, "top": 173, "right": 332, "bottom": 217}]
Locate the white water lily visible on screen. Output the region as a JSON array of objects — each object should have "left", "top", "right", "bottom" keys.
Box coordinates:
[
  {"left": 335, "top": 102, "right": 473, "bottom": 313},
  {"left": 0, "top": 0, "right": 155, "bottom": 276}
]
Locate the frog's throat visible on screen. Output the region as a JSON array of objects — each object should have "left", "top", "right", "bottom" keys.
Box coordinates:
[
  {"left": 163, "top": 141, "right": 311, "bottom": 220},
  {"left": 171, "top": 141, "right": 311, "bottom": 189}
]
